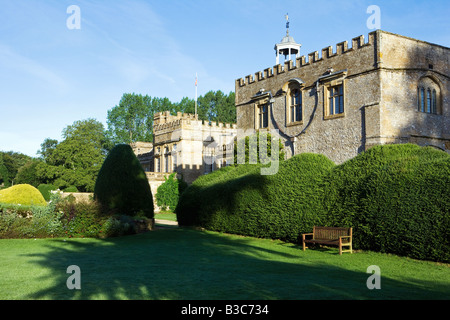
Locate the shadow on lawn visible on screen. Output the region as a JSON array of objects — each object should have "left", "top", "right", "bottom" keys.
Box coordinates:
[{"left": 20, "top": 227, "right": 449, "bottom": 300}]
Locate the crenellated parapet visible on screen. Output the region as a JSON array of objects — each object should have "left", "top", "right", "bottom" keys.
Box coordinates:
[
  {"left": 236, "top": 31, "right": 377, "bottom": 88},
  {"left": 153, "top": 111, "right": 237, "bottom": 134}
]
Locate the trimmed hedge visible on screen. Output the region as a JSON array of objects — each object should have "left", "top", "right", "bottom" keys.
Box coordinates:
[
  {"left": 0, "top": 184, "right": 47, "bottom": 206},
  {"left": 177, "top": 153, "right": 335, "bottom": 242},
  {"left": 176, "top": 163, "right": 262, "bottom": 226},
  {"left": 323, "top": 144, "right": 449, "bottom": 262},
  {"left": 94, "top": 144, "right": 154, "bottom": 218}
]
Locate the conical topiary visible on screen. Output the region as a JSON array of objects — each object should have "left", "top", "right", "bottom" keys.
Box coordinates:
[{"left": 94, "top": 144, "right": 153, "bottom": 218}]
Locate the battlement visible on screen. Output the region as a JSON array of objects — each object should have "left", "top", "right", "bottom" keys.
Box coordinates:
[
  {"left": 236, "top": 31, "right": 377, "bottom": 87},
  {"left": 153, "top": 111, "right": 237, "bottom": 133}
]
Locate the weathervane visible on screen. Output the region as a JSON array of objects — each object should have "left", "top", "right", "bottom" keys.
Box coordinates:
[{"left": 285, "top": 13, "right": 290, "bottom": 36}]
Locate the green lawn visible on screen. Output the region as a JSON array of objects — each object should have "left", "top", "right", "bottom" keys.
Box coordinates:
[
  {"left": 0, "top": 226, "right": 448, "bottom": 300},
  {"left": 155, "top": 212, "right": 178, "bottom": 221}
]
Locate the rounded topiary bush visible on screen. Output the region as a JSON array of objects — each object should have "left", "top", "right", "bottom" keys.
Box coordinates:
[
  {"left": 323, "top": 144, "right": 450, "bottom": 262},
  {"left": 177, "top": 153, "right": 336, "bottom": 243},
  {"left": 94, "top": 144, "right": 154, "bottom": 218},
  {"left": 0, "top": 184, "right": 47, "bottom": 206}
]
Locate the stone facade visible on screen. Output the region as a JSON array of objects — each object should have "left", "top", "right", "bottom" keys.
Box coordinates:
[
  {"left": 134, "top": 111, "right": 237, "bottom": 185},
  {"left": 235, "top": 30, "right": 449, "bottom": 164}
]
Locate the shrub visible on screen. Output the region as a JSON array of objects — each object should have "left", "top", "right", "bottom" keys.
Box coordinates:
[
  {"left": 99, "top": 215, "right": 139, "bottom": 238},
  {"left": 177, "top": 153, "right": 336, "bottom": 242},
  {"left": 0, "top": 192, "right": 63, "bottom": 238},
  {"left": 322, "top": 144, "right": 450, "bottom": 262},
  {"left": 57, "top": 196, "right": 105, "bottom": 238},
  {"left": 94, "top": 144, "right": 154, "bottom": 218},
  {"left": 156, "top": 173, "right": 184, "bottom": 212},
  {"left": 64, "top": 186, "right": 79, "bottom": 193},
  {"left": 38, "top": 184, "right": 58, "bottom": 201},
  {"left": 0, "top": 184, "right": 47, "bottom": 206}
]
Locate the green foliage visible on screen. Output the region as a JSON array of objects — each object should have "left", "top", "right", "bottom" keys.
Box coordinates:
[
  {"left": 0, "top": 184, "right": 47, "bottom": 206},
  {"left": 0, "top": 192, "right": 62, "bottom": 238},
  {"left": 38, "top": 184, "right": 58, "bottom": 201},
  {"left": 0, "top": 151, "right": 34, "bottom": 187},
  {"left": 57, "top": 198, "right": 104, "bottom": 238},
  {"left": 14, "top": 159, "right": 42, "bottom": 187},
  {"left": 106, "top": 93, "right": 156, "bottom": 145},
  {"left": 94, "top": 144, "right": 154, "bottom": 218},
  {"left": 233, "top": 130, "right": 285, "bottom": 165},
  {"left": 64, "top": 186, "right": 79, "bottom": 193},
  {"left": 155, "top": 173, "right": 184, "bottom": 212},
  {"left": 177, "top": 154, "right": 335, "bottom": 243},
  {"left": 0, "top": 154, "right": 11, "bottom": 187},
  {"left": 0, "top": 189, "right": 152, "bottom": 239},
  {"left": 322, "top": 144, "right": 450, "bottom": 262},
  {"left": 36, "top": 119, "right": 108, "bottom": 192}
]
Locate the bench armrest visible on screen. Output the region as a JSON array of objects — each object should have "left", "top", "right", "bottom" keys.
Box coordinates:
[{"left": 302, "top": 233, "right": 314, "bottom": 240}]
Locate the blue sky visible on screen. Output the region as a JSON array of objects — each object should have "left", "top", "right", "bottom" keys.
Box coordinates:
[{"left": 1, "top": 0, "right": 449, "bottom": 157}]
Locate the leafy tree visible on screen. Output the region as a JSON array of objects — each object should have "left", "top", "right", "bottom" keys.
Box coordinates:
[
  {"left": 0, "top": 154, "right": 10, "bottom": 187},
  {"left": 181, "top": 90, "right": 236, "bottom": 124},
  {"left": 37, "top": 138, "right": 58, "bottom": 161},
  {"left": 106, "top": 93, "right": 155, "bottom": 145},
  {"left": 0, "top": 151, "right": 34, "bottom": 187},
  {"left": 15, "top": 159, "right": 42, "bottom": 187},
  {"left": 36, "top": 119, "right": 108, "bottom": 192}
]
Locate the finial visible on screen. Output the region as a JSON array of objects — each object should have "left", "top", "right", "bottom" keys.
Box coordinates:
[{"left": 285, "top": 13, "right": 289, "bottom": 35}]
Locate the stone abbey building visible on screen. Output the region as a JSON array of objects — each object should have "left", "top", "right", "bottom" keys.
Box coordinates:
[{"left": 235, "top": 29, "right": 449, "bottom": 164}]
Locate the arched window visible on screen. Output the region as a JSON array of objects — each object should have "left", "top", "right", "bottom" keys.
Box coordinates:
[
  {"left": 259, "top": 104, "right": 269, "bottom": 128},
  {"left": 418, "top": 77, "right": 440, "bottom": 114},
  {"left": 172, "top": 144, "right": 177, "bottom": 172},
  {"left": 290, "top": 89, "right": 302, "bottom": 123},
  {"left": 164, "top": 147, "right": 169, "bottom": 173}
]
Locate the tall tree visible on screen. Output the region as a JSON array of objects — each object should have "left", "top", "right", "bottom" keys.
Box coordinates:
[
  {"left": 36, "top": 118, "right": 108, "bottom": 192},
  {"left": 106, "top": 93, "right": 154, "bottom": 145},
  {"left": 195, "top": 90, "right": 236, "bottom": 124},
  {"left": 37, "top": 138, "right": 58, "bottom": 161}
]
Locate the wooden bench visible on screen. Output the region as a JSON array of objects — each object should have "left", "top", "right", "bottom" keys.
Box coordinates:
[{"left": 302, "top": 226, "right": 353, "bottom": 255}]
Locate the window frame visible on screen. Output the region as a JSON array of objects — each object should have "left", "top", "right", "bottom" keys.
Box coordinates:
[
  {"left": 320, "top": 69, "right": 347, "bottom": 120},
  {"left": 417, "top": 76, "right": 441, "bottom": 115},
  {"left": 287, "top": 87, "right": 303, "bottom": 126},
  {"left": 257, "top": 103, "right": 269, "bottom": 129}
]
